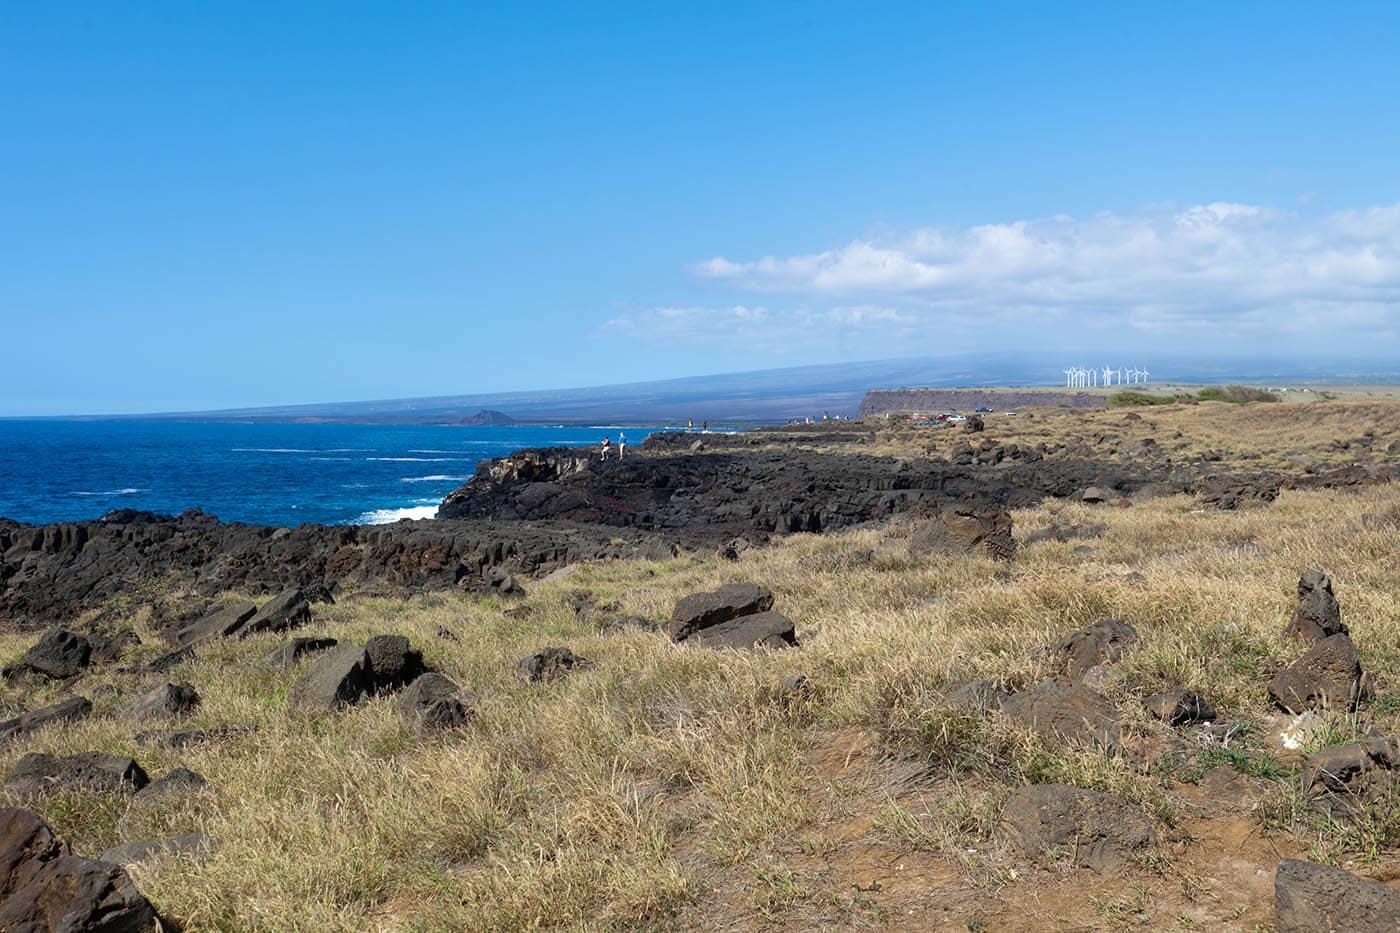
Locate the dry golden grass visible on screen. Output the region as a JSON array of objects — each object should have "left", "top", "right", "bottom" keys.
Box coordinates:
[{"left": 3, "top": 475, "right": 1400, "bottom": 928}]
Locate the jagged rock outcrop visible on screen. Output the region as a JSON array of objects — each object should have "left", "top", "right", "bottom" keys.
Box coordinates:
[{"left": 0, "top": 510, "right": 676, "bottom": 626}]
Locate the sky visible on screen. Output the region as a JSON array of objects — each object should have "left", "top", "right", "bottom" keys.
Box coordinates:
[{"left": 3, "top": 2, "right": 1399, "bottom": 415}]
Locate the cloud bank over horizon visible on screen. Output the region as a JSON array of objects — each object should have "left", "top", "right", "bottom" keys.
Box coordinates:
[{"left": 606, "top": 201, "right": 1400, "bottom": 356}]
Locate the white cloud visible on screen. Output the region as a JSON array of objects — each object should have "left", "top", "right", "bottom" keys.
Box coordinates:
[{"left": 684, "top": 202, "right": 1400, "bottom": 344}]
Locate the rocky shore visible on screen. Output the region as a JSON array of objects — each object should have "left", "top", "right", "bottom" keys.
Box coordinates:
[{"left": 3, "top": 417, "right": 1393, "bottom": 630}]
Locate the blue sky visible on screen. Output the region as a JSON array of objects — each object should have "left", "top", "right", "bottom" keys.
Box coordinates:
[{"left": 3, "top": 2, "right": 1399, "bottom": 414}]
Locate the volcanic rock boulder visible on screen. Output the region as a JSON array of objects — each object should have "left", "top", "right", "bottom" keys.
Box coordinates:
[
  {"left": 1269, "top": 633, "right": 1362, "bottom": 713},
  {"left": 1053, "top": 619, "right": 1139, "bottom": 679},
  {"left": 1000, "top": 678, "right": 1121, "bottom": 751},
  {"left": 20, "top": 629, "right": 91, "bottom": 679},
  {"left": 0, "top": 696, "right": 92, "bottom": 741},
  {"left": 1300, "top": 735, "right": 1400, "bottom": 805},
  {"left": 265, "top": 636, "right": 338, "bottom": 670},
  {"left": 1274, "top": 858, "right": 1400, "bottom": 932},
  {"left": 1286, "top": 570, "right": 1346, "bottom": 641},
  {"left": 686, "top": 612, "right": 797, "bottom": 650},
  {"left": 1142, "top": 689, "right": 1216, "bottom": 726},
  {"left": 364, "top": 635, "right": 426, "bottom": 692},
  {"left": 667, "top": 583, "right": 775, "bottom": 641},
  {"left": 126, "top": 682, "right": 201, "bottom": 722},
  {"left": 288, "top": 645, "right": 373, "bottom": 710},
  {"left": 518, "top": 647, "right": 588, "bottom": 683},
  {"left": 175, "top": 600, "right": 257, "bottom": 647},
  {"left": 132, "top": 767, "right": 208, "bottom": 806},
  {"left": 0, "top": 806, "right": 161, "bottom": 931},
  {"left": 1002, "top": 784, "right": 1156, "bottom": 874},
  {"left": 101, "top": 833, "right": 211, "bottom": 866},
  {"left": 4, "top": 752, "right": 149, "bottom": 799},
  {"left": 668, "top": 583, "right": 797, "bottom": 650},
  {"left": 909, "top": 508, "right": 1016, "bottom": 562},
  {"left": 397, "top": 673, "right": 478, "bottom": 730},
  {"left": 234, "top": 587, "right": 312, "bottom": 638}
]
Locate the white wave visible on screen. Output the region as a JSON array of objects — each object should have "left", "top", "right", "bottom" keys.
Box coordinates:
[
  {"left": 72, "top": 487, "right": 145, "bottom": 496},
  {"left": 231, "top": 448, "right": 314, "bottom": 453},
  {"left": 408, "top": 449, "right": 463, "bottom": 454},
  {"left": 367, "top": 457, "right": 464, "bottom": 462},
  {"left": 356, "top": 505, "right": 439, "bottom": 524},
  {"left": 401, "top": 475, "right": 469, "bottom": 483}
]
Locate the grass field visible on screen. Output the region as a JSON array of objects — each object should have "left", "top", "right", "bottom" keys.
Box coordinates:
[{"left": 4, "top": 461, "right": 1400, "bottom": 928}]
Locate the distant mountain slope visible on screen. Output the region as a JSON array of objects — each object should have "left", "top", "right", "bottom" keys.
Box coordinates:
[{"left": 91, "top": 354, "right": 1400, "bottom": 424}]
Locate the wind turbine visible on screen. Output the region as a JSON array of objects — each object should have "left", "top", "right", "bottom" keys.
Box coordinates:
[
  {"left": 1140, "top": 368, "right": 1150, "bottom": 384},
  {"left": 1102, "top": 366, "right": 1114, "bottom": 386},
  {"left": 1063, "top": 369, "right": 1074, "bottom": 387}
]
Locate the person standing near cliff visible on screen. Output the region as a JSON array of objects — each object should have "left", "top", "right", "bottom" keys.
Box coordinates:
[
  {"left": 600, "top": 436, "right": 611, "bottom": 460},
  {"left": 687, "top": 418, "right": 694, "bottom": 433},
  {"left": 618, "top": 431, "right": 626, "bottom": 459}
]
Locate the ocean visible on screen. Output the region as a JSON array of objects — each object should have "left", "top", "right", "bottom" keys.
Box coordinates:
[{"left": 0, "top": 421, "right": 663, "bottom": 527}]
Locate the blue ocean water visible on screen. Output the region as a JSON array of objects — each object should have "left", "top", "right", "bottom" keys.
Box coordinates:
[{"left": 0, "top": 421, "right": 663, "bottom": 527}]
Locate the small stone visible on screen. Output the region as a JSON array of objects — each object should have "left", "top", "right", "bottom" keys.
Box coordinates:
[
  {"left": 1142, "top": 689, "right": 1216, "bottom": 726},
  {"left": 101, "top": 832, "right": 212, "bottom": 866},
  {"left": 126, "top": 682, "right": 201, "bottom": 722},
  {"left": 518, "top": 647, "right": 587, "bottom": 683}
]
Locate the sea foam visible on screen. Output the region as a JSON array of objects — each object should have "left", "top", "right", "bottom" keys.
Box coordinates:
[{"left": 356, "top": 504, "right": 439, "bottom": 524}]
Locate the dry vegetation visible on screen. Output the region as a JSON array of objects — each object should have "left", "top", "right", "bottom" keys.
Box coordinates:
[
  {"left": 3, "top": 473, "right": 1400, "bottom": 929},
  {"left": 2, "top": 399, "right": 1400, "bottom": 929}
]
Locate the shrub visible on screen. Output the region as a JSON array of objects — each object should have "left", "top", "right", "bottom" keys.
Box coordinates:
[
  {"left": 1107, "top": 390, "right": 1176, "bottom": 408},
  {"left": 1196, "top": 385, "right": 1280, "bottom": 403}
]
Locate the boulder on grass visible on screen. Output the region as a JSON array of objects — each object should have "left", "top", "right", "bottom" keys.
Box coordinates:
[
  {"left": 132, "top": 767, "right": 208, "bottom": 806},
  {"left": 667, "top": 584, "right": 774, "bottom": 642},
  {"left": 1002, "top": 784, "right": 1156, "bottom": 874},
  {"left": 365, "top": 634, "right": 426, "bottom": 692},
  {"left": 397, "top": 673, "right": 478, "bottom": 730},
  {"left": 101, "top": 832, "right": 212, "bottom": 866},
  {"left": 21, "top": 629, "right": 92, "bottom": 679},
  {"left": 909, "top": 508, "right": 1016, "bottom": 562},
  {"left": 126, "top": 682, "right": 201, "bottom": 722},
  {"left": 1274, "top": 858, "right": 1400, "bottom": 932},
  {"left": 1300, "top": 735, "right": 1400, "bottom": 803},
  {"left": 175, "top": 601, "right": 256, "bottom": 647},
  {"left": 0, "top": 696, "right": 92, "bottom": 742},
  {"left": 1286, "top": 570, "right": 1347, "bottom": 641},
  {"left": 288, "top": 645, "right": 372, "bottom": 710},
  {"left": 0, "top": 807, "right": 160, "bottom": 931},
  {"left": 1000, "top": 678, "right": 1121, "bottom": 751},
  {"left": 264, "top": 637, "right": 338, "bottom": 670},
  {"left": 1053, "top": 619, "right": 1139, "bottom": 679},
  {"left": 234, "top": 587, "right": 311, "bottom": 638},
  {"left": 518, "top": 647, "right": 588, "bottom": 683},
  {"left": 1269, "top": 633, "right": 1362, "bottom": 713},
  {"left": 686, "top": 611, "right": 797, "bottom": 650},
  {"left": 4, "top": 752, "right": 149, "bottom": 799}
]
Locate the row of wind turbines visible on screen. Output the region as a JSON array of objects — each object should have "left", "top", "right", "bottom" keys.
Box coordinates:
[{"left": 1063, "top": 366, "right": 1150, "bottom": 388}]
